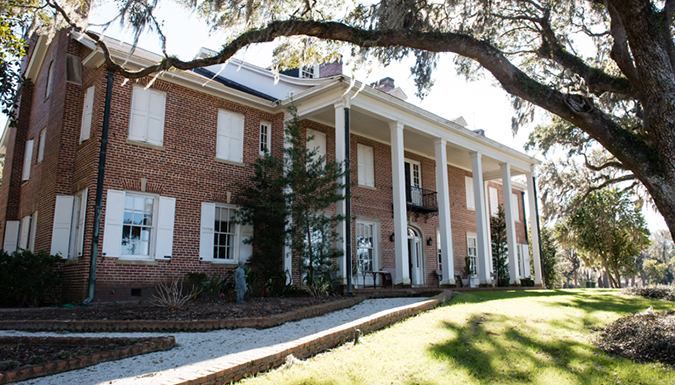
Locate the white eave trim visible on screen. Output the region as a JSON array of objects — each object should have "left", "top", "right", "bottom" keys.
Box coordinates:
[{"left": 24, "top": 35, "right": 49, "bottom": 82}]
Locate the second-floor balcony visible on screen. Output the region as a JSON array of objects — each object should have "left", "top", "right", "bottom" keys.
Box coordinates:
[{"left": 406, "top": 186, "right": 438, "bottom": 214}]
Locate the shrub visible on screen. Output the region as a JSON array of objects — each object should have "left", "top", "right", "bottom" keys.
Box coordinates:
[
  {"left": 152, "top": 278, "right": 201, "bottom": 309},
  {"left": 0, "top": 249, "right": 64, "bottom": 307},
  {"left": 595, "top": 310, "right": 675, "bottom": 366},
  {"left": 184, "top": 272, "right": 233, "bottom": 301},
  {"left": 622, "top": 285, "right": 675, "bottom": 301}
]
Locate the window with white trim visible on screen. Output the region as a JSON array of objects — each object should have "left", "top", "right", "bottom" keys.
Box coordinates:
[
  {"left": 199, "top": 202, "right": 253, "bottom": 263},
  {"left": 22, "top": 140, "right": 34, "bottom": 181},
  {"left": 45, "top": 61, "right": 54, "bottom": 99},
  {"left": 129, "top": 85, "right": 166, "bottom": 147},
  {"left": 37, "top": 129, "right": 46, "bottom": 164},
  {"left": 466, "top": 233, "right": 477, "bottom": 276},
  {"left": 511, "top": 192, "right": 520, "bottom": 222},
  {"left": 306, "top": 129, "right": 326, "bottom": 167},
  {"left": 217, "top": 109, "right": 245, "bottom": 163},
  {"left": 80, "top": 86, "right": 95, "bottom": 142},
  {"left": 436, "top": 228, "right": 442, "bottom": 270},
  {"left": 357, "top": 144, "right": 374, "bottom": 187},
  {"left": 465, "top": 176, "right": 475, "bottom": 210},
  {"left": 102, "top": 190, "right": 175, "bottom": 260},
  {"left": 356, "top": 220, "right": 377, "bottom": 274},
  {"left": 300, "top": 65, "right": 319, "bottom": 79},
  {"left": 405, "top": 159, "right": 422, "bottom": 206},
  {"left": 489, "top": 186, "right": 499, "bottom": 217},
  {"left": 259, "top": 120, "right": 271, "bottom": 155}
]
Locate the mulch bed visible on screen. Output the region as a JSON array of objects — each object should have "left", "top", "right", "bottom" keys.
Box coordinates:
[
  {"left": 594, "top": 309, "right": 675, "bottom": 367},
  {"left": 0, "top": 297, "right": 341, "bottom": 321}
]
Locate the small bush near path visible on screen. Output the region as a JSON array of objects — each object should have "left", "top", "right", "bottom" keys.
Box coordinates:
[
  {"left": 622, "top": 285, "right": 675, "bottom": 301},
  {"left": 595, "top": 309, "right": 675, "bottom": 367},
  {"left": 0, "top": 249, "right": 64, "bottom": 307}
]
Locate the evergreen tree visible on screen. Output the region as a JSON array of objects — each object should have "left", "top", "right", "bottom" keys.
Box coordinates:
[{"left": 490, "top": 205, "right": 509, "bottom": 286}]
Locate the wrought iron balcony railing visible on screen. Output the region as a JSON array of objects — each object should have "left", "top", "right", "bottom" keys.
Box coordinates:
[{"left": 405, "top": 185, "right": 438, "bottom": 213}]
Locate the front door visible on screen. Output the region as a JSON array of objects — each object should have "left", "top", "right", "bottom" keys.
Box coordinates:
[{"left": 407, "top": 227, "right": 424, "bottom": 285}]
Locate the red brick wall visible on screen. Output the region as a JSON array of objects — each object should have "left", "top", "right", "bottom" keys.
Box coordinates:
[{"left": 1, "top": 31, "right": 531, "bottom": 301}]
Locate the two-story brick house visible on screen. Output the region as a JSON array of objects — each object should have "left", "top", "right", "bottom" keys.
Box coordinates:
[{"left": 0, "top": 29, "right": 543, "bottom": 302}]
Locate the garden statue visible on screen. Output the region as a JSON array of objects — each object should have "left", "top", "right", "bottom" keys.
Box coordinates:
[{"left": 234, "top": 260, "right": 247, "bottom": 303}]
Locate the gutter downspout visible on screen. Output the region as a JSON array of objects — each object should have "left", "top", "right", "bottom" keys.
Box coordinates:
[
  {"left": 83, "top": 68, "right": 114, "bottom": 305},
  {"left": 345, "top": 106, "right": 353, "bottom": 296}
]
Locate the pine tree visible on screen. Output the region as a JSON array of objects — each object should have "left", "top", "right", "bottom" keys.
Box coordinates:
[{"left": 491, "top": 204, "right": 509, "bottom": 286}]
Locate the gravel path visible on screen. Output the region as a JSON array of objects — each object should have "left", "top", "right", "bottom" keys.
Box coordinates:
[{"left": 2, "top": 297, "right": 424, "bottom": 385}]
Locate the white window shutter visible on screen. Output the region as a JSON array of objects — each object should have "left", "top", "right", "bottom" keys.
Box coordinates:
[
  {"left": 51, "top": 196, "right": 74, "bottom": 257},
  {"left": 102, "top": 189, "right": 125, "bottom": 257},
  {"left": 37, "top": 130, "right": 46, "bottom": 163},
  {"left": 28, "top": 211, "right": 37, "bottom": 252},
  {"left": 357, "top": 145, "right": 366, "bottom": 185},
  {"left": 155, "top": 196, "right": 176, "bottom": 259},
  {"left": 511, "top": 193, "right": 519, "bottom": 221},
  {"left": 3, "top": 221, "right": 20, "bottom": 252},
  {"left": 19, "top": 216, "right": 31, "bottom": 249},
  {"left": 129, "top": 86, "right": 149, "bottom": 142},
  {"left": 365, "top": 146, "right": 374, "bottom": 186},
  {"left": 22, "top": 140, "right": 33, "bottom": 181},
  {"left": 230, "top": 113, "right": 245, "bottom": 163},
  {"left": 465, "top": 176, "right": 475, "bottom": 209},
  {"left": 307, "top": 129, "right": 326, "bottom": 166},
  {"left": 80, "top": 86, "right": 95, "bottom": 142},
  {"left": 240, "top": 224, "right": 254, "bottom": 262},
  {"left": 77, "top": 189, "right": 88, "bottom": 256},
  {"left": 200, "top": 202, "right": 216, "bottom": 260},
  {"left": 146, "top": 90, "right": 165, "bottom": 146},
  {"left": 489, "top": 187, "right": 499, "bottom": 216},
  {"left": 216, "top": 110, "right": 230, "bottom": 160}
]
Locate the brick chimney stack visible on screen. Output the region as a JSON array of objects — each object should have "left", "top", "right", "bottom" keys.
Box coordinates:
[{"left": 370, "top": 77, "right": 396, "bottom": 93}]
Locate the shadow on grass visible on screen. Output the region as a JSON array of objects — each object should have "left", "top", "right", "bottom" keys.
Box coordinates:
[{"left": 429, "top": 312, "right": 609, "bottom": 384}]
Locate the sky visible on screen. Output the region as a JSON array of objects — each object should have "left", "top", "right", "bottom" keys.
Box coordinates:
[{"left": 0, "top": 0, "right": 668, "bottom": 232}]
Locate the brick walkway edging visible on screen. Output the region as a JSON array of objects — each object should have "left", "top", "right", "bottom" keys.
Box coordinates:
[
  {"left": 171, "top": 290, "right": 454, "bottom": 385},
  {"left": 0, "top": 297, "right": 365, "bottom": 333},
  {"left": 0, "top": 336, "right": 175, "bottom": 384}
]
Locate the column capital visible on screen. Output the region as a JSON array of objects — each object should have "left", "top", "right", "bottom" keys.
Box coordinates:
[
  {"left": 333, "top": 98, "right": 351, "bottom": 109},
  {"left": 434, "top": 138, "right": 447, "bottom": 146},
  {"left": 499, "top": 162, "right": 511, "bottom": 170},
  {"left": 469, "top": 151, "right": 482, "bottom": 160},
  {"left": 389, "top": 121, "right": 404, "bottom": 131}
]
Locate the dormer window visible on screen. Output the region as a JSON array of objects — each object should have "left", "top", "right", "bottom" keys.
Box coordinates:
[{"left": 301, "top": 65, "right": 318, "bottom": 79}]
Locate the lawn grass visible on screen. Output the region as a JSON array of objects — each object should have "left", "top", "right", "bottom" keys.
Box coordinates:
[{"left": 241, "top": 290, "right": 675, "bottom": 385}]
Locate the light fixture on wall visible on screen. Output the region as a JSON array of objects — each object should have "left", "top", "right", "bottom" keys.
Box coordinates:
[
  {"left": 389, "top": 233, "right": 395, "bottom": 242},
  {"left": 427, "top": 238, "right": 433, "bottom": 246}
]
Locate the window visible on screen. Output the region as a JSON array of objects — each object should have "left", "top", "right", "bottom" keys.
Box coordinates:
[
  {"left": 217, "top": 109, "right": 245, "bottom": 163},
  {"left": 404, "top": 160, "right": 422, "bottom": 206},
  {"left": 51, "top": 190, "right": 88, "bottom": 259},
  {"left": 129, "top": 85, "right": 166, "bottom": 146},
  {"left": 102, "top": 190, "right": 175, "bottom": 259},
  {"left": 45, "top": 61, "right": 54, "bottom": 99},
  {"left": 466, "top": 233, "right": 477, "bottom": 276},
  {"left": 22, "top": 140, "right": 34, "bottom": 181},
  {"left": 3, "top": 221, "right": 20, "bottom": 252},
  {"left": 306, "top": 129, "right": 326, "bottom": 167},
  {"left": 19, "top": 215, "right": 32, "bottom": 250},
  {"left": 36, "top": 129, "right": 46, "bottom": 163},
  {"left": 465, "top": 176, "right": 475, "bottom": 210},
  {"left": 436, "top": 228, "right": 442, "bottom": 270},
  {"left": 80, "top": 86, "right": 95, "bottom": 142},
  {"left": 489, "top": 186, "right": 499, "bottom": 217},
  {"left": 259, "top": 121, "right": 271, "bottom": 155},
  {"left": 357, "top": 144, "right": 374, "bottom": 187},
  {"left": 199, "top": 202, "right": 253, "bottom": 263},
  {"left": 65, "top": 54, "right": 82, "bottom": 84},
  {"left": 511, "top": 193, "right": 520, "bottom": 222},
  {"left": 300, "top": 65, "right": 319, "bottom": 79},
  {"left": 356, "top": 220, "right": 377, "bottom": 274}
]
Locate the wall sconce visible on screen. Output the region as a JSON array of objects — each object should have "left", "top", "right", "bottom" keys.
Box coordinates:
[
  {"left": 427, "top": 238, "right": 433, "bottom": 246},
  {"left": 389, "top": 233, "right": 395, "bottom": 242}
]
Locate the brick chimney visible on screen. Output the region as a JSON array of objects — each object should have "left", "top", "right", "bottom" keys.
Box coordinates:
[{"left": 370, "top": 77, "right": 396, "bottom": 93}]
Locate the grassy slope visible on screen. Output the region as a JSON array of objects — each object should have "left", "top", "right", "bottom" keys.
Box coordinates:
[{"left": 241, "top": 290, "right": 675, "bottom": 385}]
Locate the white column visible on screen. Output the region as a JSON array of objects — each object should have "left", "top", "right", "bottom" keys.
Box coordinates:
[
  {"left": 283, "top": 113, "right": 294, "bottom": 283},
  {"left": 390, "top": 121, "right": 410, "bottom": 285},
  {"left": 334, "top": 100, "right": 348, "bottom": 284},
  {"left": 434, "top": 139, "right": 455, "bottom": 285},
  {"left": 501, "top": 163, "right": 520, "bottom": 285},
  {"left": 484, "top": 180, "right": 494, "bottom": 273},
  {"left": 470, "top": 152, "right": 491, "bottom": 285},
  {"left": 526, "top": 171, "right": 543, "bottom": 286}
]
